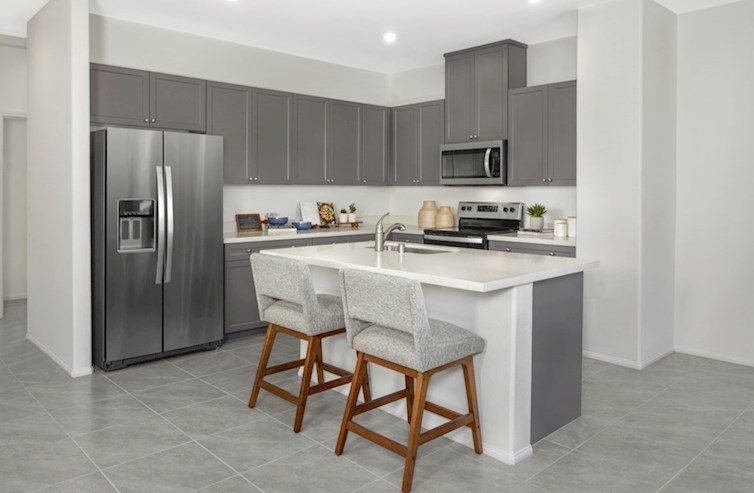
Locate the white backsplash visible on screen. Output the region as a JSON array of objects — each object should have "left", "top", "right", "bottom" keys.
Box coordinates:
[{"left": 223, "top": 184, "right": 576, "bottom": 232}]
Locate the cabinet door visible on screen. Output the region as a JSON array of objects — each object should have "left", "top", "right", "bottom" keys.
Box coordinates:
[
  {"left": 444, "top": 52, "right": 475, "bottom": 143},
  {"left": 149, "top": 72, "right": 206, "bottom": 132},
  {"left": 361, "top": 105, "right": 389, "bottom": 186},
  {"left": 251, "top": 89, "right": 293, "bottom": 184},
  {"left": 474, "top": 45, "right": 508, "bottom": 141},
  {"left": 392, "top": 106, "right": 418, "bottom": 185},
  {"left": 90, "top": 64, "right": 150, "bottom": 127},
  {"left": 547, "top": 81, "right": 577, "bottom": 185},
  {"left": 293, "top": 95, "right": 328, "bottom": 185},
  {"left": 417, "top": 101, "right": 444, "bottom": 186},
  {"left": 224, "top": 260, "right": 262, "bottom": 334},
  {"left": 207, "top": 82, "right": 250, "bottom": 184},
  {"left": 329, "top": 100, "right": 361, "bottom": 186},
  {"left": 508, "top": 86, "right": 548, "bottom": 186}
]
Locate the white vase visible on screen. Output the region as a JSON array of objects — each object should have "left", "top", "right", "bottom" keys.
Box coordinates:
[
  {"left": 418, "top": 200, "right": 438, "bottom": 228},
  {"left": 529, "top": 216, "right": 544, "bottom": 231},
  {"left": 348, "top": 213, "right": 357, "bottom": 223},
  {"left": 339, "top": 213, "right": 348, "bottom": 224}
]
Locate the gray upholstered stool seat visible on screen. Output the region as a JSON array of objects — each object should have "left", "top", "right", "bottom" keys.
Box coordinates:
[
  {"left": 351, "top": 319, "right": 485, "bottom": 372},
  {"left": 247, "top": 254, "right": 370, "bottom": 433},
  {"left": 336, "top": 268, "right": 485, "bottom": 493}
]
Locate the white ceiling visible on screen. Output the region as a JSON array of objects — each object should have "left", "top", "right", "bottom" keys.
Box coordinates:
[{"left": 0, "top": 0, "right": 746, "bottom": 73}]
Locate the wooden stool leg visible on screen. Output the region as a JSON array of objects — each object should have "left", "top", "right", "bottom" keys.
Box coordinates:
[
  {"left": 361, "top": 362, "right": 372, "bottom": 402},
  {"left": 403, "top": 372, "right": 430, "bottom": 493},
  {"left": 248, "top": 324, "right": 277, "bottom": 408},
  {"left": 292, "top": 336, "right": 318, "bottom": 433},
  {"left": 404, "top": 376, "right": 415, "bottom": 424},
  {"left": 335, "top": 352, "right": 367, "bottom": 455},
  {"left": 462, "top": 357, "right": 483, "bottom": 454},
  {"left": 314, "top": 337, "right": 325, "bottom": 385}
]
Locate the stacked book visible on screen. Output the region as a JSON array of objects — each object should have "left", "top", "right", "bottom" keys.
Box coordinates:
[{"left": 517, "top": 229, "right": 555, "bottom": 239}]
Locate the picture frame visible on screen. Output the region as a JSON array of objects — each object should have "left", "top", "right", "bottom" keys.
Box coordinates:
[{"left": 235, "top": 213, "right": 262, "bottom": 233}]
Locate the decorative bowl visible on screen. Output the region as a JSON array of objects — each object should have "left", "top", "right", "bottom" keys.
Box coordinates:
[
  {"left": 291, "top": 221, "right": 312, "bottom": 230},
  {"left": 266, "top": 216, "right": 288, "bottom": 226}
]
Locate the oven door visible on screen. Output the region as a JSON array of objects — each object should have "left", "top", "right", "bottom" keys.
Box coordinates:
[
  {"left": 440, "top": 140, "right": 506, "bottom": 186},
  {"left": 423, "top": 234, "right": 486, "bottom": 249}
]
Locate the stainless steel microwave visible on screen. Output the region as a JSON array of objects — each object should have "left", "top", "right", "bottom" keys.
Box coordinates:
[{"left": 440, "top": 140, "right": 506, "bottom": 186}]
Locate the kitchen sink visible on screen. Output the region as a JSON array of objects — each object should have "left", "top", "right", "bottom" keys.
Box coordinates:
[{"left": 365, "top": 244, "right": 450, "bottom": 255}]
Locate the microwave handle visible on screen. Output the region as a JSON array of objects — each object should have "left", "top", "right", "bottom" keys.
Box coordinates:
[{"left": 483, "top": 148, "right": 492, "bottom": 178}]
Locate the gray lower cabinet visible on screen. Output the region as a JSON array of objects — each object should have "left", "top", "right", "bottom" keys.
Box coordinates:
[
  {"left": 361, "top": 105, "right": 389, "bottom": 185},
  {"left": 508, "top": 81, "right": 577, "bottom": 186},
  {"left": 251, "top": 89, "right": 293, "bottom": 184},
  {"left": 444, "top": 41, "right": 527, "bottom": 144},
  {"left": 310, "top": 234, "right": 371, "bottom": 246},
  {"left": 207, "top": 82, "right": 251, "bottom": 184},
  {"left": 389, "top": 232, "right": 425, "bottom": 244},
  {"left": 391, "top": 100, "right": 444, "bottom": 186},
  {"left": 488, "top": 240, "right": 575, "bottom": 258}
]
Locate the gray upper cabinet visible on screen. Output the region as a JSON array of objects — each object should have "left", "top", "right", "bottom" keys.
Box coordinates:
[
  {"left": 444, "top": 40, "right": 527, "bottom": 144},
  {"left": 391, "top": 100, "right": 444, "bottom": 186},
  {"left": 251, "top": 89, "right": 293, "bottom": 184},
  {"left": 328, "top": 100, "right": 361, "bottom": 186},
  {"left": 91, "top": 64, "right": 206, "bottom": 132},
  {"left": 361, "top": 105, "right": 389, "bottom": 185},
  {"left": 293, "top": 95, "right": 328, "bottom": 185},
  {"left": 90, "top": 64, "right": 150, "bottom": 127},
  {"left": 207, "top": 82, "right": 251, "bottom": 184},
  {"left": 149, "top": 72, "right": 206, "bottom": 132},
  {"left": 508, "top": 81, "right": 576, "bottom": 186}
]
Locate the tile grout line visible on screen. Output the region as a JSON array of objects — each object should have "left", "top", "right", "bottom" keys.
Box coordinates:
[
  {"left": 652, "top": 401, "right": 754, "bottom": 493},
  {"left": 1, "top": 358, "right": 124, "bottom": 493},
  {"left": 97, "top": 370, "right": 266, "bottom": 492}
]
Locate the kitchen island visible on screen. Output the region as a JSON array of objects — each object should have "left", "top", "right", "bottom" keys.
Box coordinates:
[{"left": 261, "top": 241, "right": 598, "bottom": 464}]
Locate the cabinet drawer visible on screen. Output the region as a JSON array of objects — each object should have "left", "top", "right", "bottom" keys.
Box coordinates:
[
  {"left": 224, "top": 239, "right": 311, "bottom": 262},
  {"left": 488, "top": 241, "right": 575, "bottom": 258}
]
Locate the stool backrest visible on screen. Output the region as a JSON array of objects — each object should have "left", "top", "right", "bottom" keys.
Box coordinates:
[
  {"left": 250, "top": 253, "right": 317, "bottom": 312},
  {"left": 339, "top": 269, "right": 431, "bottom": 354}
]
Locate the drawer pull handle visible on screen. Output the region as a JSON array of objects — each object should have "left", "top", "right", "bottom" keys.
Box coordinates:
[
  {"left": 549, "top": 252, "right": 555, "bottom": 256},
  {"left": 246, "top": 249, "right": 253, "bottom": 253}
]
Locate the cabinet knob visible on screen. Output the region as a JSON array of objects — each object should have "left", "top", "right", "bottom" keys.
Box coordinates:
[
  {"left": 248, "top": 177, "right": 254, "bottom": 181},
  {"left": 151, "top": 118, "right": 156, "bottom": 123},
  {"left": 542, "top": 178, "right": 547, "bottom": 182},
  {"left": 505, "top": 248, "right": 511, "bottom": 252},
  {"left": 549, "top": 252, "right": 555, "bottom": 256},
  {"left": 547, "top": 178, "right": 553, "bottom": 182},
  {"left": 144, "top": 118, "right": 149, "bottom": 123},
  {"left": 246, "top": 249, "right": 253, "bottom": 253},
  {"left": 255, "top": 177, "right": 259, "bottom": 181},
  {"left": 363, "top": 179, "right": 367, "bottom": 183}
]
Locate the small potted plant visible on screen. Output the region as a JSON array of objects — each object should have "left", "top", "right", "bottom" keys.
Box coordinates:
[
  {"left": 526, "top": 203, "right": 547, "bottom": 231},
  {"left": 348, "top": 203, "right": 357, "bottom": 223},
  {"left": 339, "top": 208, "right": 349, "bottom": 224}
]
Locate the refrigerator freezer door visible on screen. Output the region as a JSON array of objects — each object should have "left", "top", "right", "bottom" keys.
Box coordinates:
[
  {"left": 162, "top": 132, "right": 224, "bottom": 351},
  {"left": 103, "top": 128, "right": 165, "bottom": 362}
]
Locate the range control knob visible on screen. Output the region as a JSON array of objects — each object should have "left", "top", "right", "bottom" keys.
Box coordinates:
[
  {"left": 503, "top": 207, "right": 509, "bottom": 212},
  {"left": 509, "top": 207, "right": 515, "bottom": 213}
]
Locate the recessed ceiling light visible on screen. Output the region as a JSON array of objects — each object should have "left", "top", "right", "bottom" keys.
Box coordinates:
[{"left": 383, "top": 32, "right": 397, "bottom": 44}]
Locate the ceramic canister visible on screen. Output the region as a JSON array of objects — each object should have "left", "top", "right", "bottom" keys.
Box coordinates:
[
  {"left": 567, "top": 216, "right": 577, "bottom": 238},
  {"left": 435, "top": 206, "right": 455, "bottom": 228},
  {"left": 554, "top": 219, "right": 568, "bottom": 238},
  {"left": 418, "top": 200, "right": 438, "bottom": 228}
]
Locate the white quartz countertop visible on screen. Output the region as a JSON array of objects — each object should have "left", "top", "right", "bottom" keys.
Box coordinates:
[
  {"left": 224, "top": 225, "right": 425, "bottom": 244},
  {"left": 486, "top": 234, "right": 577, "bottom": 247},
  {"left": 261, "top": 241, "right": 598, "bottom": 292}
]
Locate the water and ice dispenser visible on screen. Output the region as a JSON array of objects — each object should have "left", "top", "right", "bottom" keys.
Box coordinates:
[{"left": 117, "top": 199, "right": 156, "bottom": 252}]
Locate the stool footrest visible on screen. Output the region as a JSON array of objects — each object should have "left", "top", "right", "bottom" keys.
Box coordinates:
[
  {"left": 259, "top": 380, "right": 298, "bottom": 404},
  {"left": 353, "top": 390, "right": 409, "bottom": 417},
  {"left": 264, "top": 359, "right": 306, "bottom": 376},
  {"left": 309, "top": 374, "right": 353, "bottom": 395},
  {"left": 424, "top": 401, "right": 462, "bottom": 421},
  {"left": 319, "top": 362, "right": 350, "bottom": 377},
  {"left": 419, "top": 414, "right": 474, "bottom": 446},
  {"left": 348, "top": 422, "right": 407, "bottom": 457}
]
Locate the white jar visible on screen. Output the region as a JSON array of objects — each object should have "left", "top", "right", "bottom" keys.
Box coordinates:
[
  {"left": 567, "top": 216, "right": 577, "bottom": 238},
  {"left": 554, "top": 219, "right": 568, "bottom": 238}
]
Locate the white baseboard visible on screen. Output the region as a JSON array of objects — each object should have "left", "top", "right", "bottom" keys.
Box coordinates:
[
  {"left": 26, "top": 332, "right": 93, "bottom": 378},
  {"left": 639, "top": 348, "right": 675, "bottom": 369},
  {"left": 582, "top": 350, "right": 643, "bottom": 370},
  {"left": 3, "top": 295, "right": 27, "bottom": 302},
  {"left": 675, "top": 347, "right": 754, "bottom": 369}
]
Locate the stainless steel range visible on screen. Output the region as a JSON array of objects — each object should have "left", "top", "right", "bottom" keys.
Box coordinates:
[{"left": 423, "top": 201, "right": 524, "bottom": 249}]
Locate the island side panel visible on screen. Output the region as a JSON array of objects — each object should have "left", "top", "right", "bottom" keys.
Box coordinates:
[{"left": 530, "top": 272, "right": 584, "bottom": 443}]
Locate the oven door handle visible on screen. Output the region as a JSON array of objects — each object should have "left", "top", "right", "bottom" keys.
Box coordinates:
[
  {"left": 423, "top": 235, "right": 484, "bottom": 245},
  {"left": 483, "top": 148, "right": 492, "bottom": 178}
]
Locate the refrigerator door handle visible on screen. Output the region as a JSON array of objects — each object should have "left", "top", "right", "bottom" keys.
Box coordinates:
[
  {"left": 155, "top": 166, "right": 165, "bottom": 285},
  {"left": 165, "top": 166, "right": 175, "bottom": 284}
]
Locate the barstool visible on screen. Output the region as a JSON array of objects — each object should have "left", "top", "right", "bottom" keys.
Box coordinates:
[
  {"left": 336, "top": 268, "right": 485, "bottom": 493},
  {"left": 247, "top": 253, "right": 370, "bottom": 432}
]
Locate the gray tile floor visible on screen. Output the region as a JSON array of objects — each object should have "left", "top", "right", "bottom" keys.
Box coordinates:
[{"left": 1, "top": 299, "right": 753, "bottom": 492}]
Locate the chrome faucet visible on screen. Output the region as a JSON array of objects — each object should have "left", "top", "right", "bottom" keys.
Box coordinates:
[{"left": 374, "top": 213, "right": 406, "bottom": 252}]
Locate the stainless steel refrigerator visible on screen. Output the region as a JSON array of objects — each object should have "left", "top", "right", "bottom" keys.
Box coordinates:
[{"left": 91, "top": 127, "right": 223, "bottom": 371}]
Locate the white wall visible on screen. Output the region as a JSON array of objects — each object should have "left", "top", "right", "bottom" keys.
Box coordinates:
[
  {"left": 675, "top": 0, "right": 754, "bottom": 366},
  {"left": 527, "top": 36, "right": 578, "bottom": 86},
  {"left": 639, "top": 0, "right": 676, "bottom": 365},
  {"left": 0, "top": 38, "right": 27, "bottom": 114},
  {"left": 89, "top": 15, "right": 391, "bottom": 106},
  {"left": 2, "top": 118, "right": 27, "bottom": 300},
  {"left": 578, "top": 0, "right": 643, "bottom": 366},
  {"left": 26, "top": 0, "right": 91, "bottom": 377}
]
